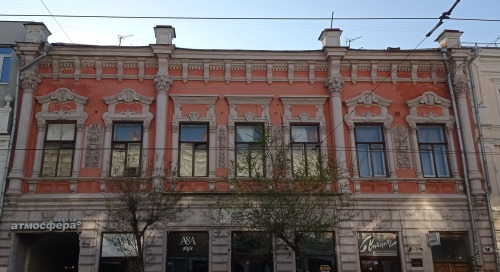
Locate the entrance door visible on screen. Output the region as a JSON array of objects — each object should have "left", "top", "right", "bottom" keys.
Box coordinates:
[
  {"left": 15, "top": 232, "right": 80, "bottom": 272},
  {"left": 433, "top": 262, "right": 470, "bottom": 272}
]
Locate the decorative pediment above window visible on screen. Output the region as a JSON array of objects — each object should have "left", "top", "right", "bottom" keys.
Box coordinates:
[
  {"left": 170, "top": 95, "right": 219, "bottom": 124},
  {"left": 102, "top": 89, "right": 154, "bottom": 125},
  {"left": 407, "top": 91, "right": 451, "bottom": 108},
  {"left": 226, "top": 95, "right": 274, "bottom": 124},
  {"left": 344, "top": 91, "right": 392, "bottom": 128},
  {"left": 406, "top": 91, "right": 453, "bottom": 127},
  {"left": 35, "top": 88, "right": 89, "bottom": 124},
  {"left": 103, "top": 88, "right": 153, "bottom": 105}
]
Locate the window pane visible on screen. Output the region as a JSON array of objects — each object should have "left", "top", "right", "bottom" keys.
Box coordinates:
[
  {"left": 371, "top": 145, "right": 386, "bottom": 176},
  {"left": 42, "top": 149, "right": 58, "bottom": 176},
  {"left": 431, "top": 235, "right": 468, "bottom": 261},
  {"left": 181, "top": 124, "right": 208, "bottom": 142},
  {"left": 1, "top": 57, "right": 12, "bottom": 83},
  {"left": 57, "top": 149, "right": 73, "bottom": 176},
  {"left": 434, "top": 145, "right": 450, "bottom": 177},
  {"left": 111, "top": 150, "right": 126, "bottom": 176},
  {"left": 357, "top": 144, "right": 371, "bottom": 177},
  {"left": 420, "top": 145, "right": 435, "bottom": 177},
  {"left": 355, "top": 126, "right": 383, "bottom": 142},
  {"left": 417, "top": 126, "right": 445, "bottom": 143},
  {"left": 194, "top": 148, "right": 207, "bottom": 176},
  {"left": 101, "top": 233, "right": 138, "bottom": 257},
  {"left": 236, "top": 125, "right": 261, "bottom": 142},
  {"left": 292, "top": 145, "right": 306, "bottom": 174},
  {"left": 47, "top": 124, "right": 75, "bottom": 141},
  {"left": 179, "top": 143, "right": 194, "bottom": 176},
  {"left": 114, "top": 124, "right": 142, "bottom": 141},
  {"left": 291, "top": 126, "right": 318, "bottom": 143}
]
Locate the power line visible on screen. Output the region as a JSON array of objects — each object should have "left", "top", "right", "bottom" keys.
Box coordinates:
[
  {"left": 0, "top": 14, "right": 499, "bottom": 22},
  {"left": 39, "top": 0, "right": 73, "bottom": 43}
]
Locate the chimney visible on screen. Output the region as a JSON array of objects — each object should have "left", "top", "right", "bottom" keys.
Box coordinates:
[
  {"left": 435, "top": 29, "right": 463, "bottom": 49},
  {"left": 318, "top": 28, "right": 343, "bottom": 47},
  {"left": 24, "top": 22, "right": 51, "bottom": 43},
  {"left": 154, "top": 25, "right": 176, "bottom": 45}
]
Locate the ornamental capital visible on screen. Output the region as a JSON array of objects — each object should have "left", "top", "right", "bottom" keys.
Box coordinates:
[
  {"left": 154, "top": 75, "right": 173, "bottom": 94},
  {"left": 452, "top": 78, "right": 469, "bottom": 96},
  {"left": 326, "top": 76, "right": 344, "bottom": 95},
  {"left": 20, "top": 72, "right": 41, "bottom": 92}
]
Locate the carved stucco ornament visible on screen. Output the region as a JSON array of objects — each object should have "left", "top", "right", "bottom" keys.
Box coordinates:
[
  {"left": 154, "top": 75, "right": 173, "bottom": 94},
  {"left": 218, "top": 125, "right": 227, "bottom": 168},
  {"left": 20, "top": 72, "right": 41, "bottom": 91},
  {"left": 452, "top": 78, "right": 469, "bottom": 95},
  {"left": 325, "top": 76, "right": 344, "bottom": 94},
  {"left": 393, "top": 125, "right": 411, "bottom": 168},
  {"left": 85, "top": 123, "right": 103, "bottom": 168}
]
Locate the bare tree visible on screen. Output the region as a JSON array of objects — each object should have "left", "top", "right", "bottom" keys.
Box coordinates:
[
  {"left": 102, "top": 162, "right": 183, "bottom": 272},
  {"left": 207, "top": 125, "right": 357, "bottom": 271}
]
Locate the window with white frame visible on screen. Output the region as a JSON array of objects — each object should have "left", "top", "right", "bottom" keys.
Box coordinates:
[
  {"left": 41, "top": 123, "right": 76, "bottom": 177},
  {"left": 355, "top": 125, "right": 387, "bottom": 177},
  {"left": 111, "top": 124, "right": 142, "bottom": 177},
  {"left": 179, "top": 124, "right": 208, "bottom": 177},
  {"left": 99, "top": 233, "right": 138, "bottom": 272},
  {"left": 235, "top": 123, "right": 265, "bottom": 177},
  {"left": 417, "top": 125, "right": 450, "bottom": 177},
  {"left": 0, "top": 47, "right": 13, "bottom": 84},
  {"left": 291, "top": 125, "right": 320, "bottom": 177}
]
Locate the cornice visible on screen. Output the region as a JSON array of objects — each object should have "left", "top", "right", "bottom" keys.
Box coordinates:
[
  {"left": 280, "top": 96, "right": 329, "bottom": 105},
  {"left": 225, "top": 95, "right": 274, "bottom": 105},
  {"left": 170, "top": 94, "right": 219, "bottom": 105}
]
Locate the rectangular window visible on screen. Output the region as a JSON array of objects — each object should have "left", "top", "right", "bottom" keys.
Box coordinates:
[
  {"left": 99, "top": 233, "right": 137, "bottom": 272},
  {"left": 291, "top": 125, "right": 320, "bottom": 177},
  {"left": 111, "top": 124, "right": 142, "bottom": 177},
  {"left": 235, "top": 124, "right": 265, "bottom": 177},
  {"left": 358, "top": 232, "right": 401, "bottom": 272},
  {"left": 232, "top": 232, "right": 273, "bottom": 272},
  {"left": 179, "top": 124, "right": 208, "bottom": 177},
  {"left": 417, "top": 126, "right": 450, "bottom": 177},
  {"left": 41, "top": 123, "right": 76, "bottom": 177},
  {"left": 355, "top": 125, "right": 387, "bottom": 177},
  {"left": 0, "top": 47, "right": 13, "bottom": 84},
  {"left": 296, "top": 232, "right": 336, "bottom": 272}
]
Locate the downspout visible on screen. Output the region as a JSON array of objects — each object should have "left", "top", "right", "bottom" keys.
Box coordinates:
[
  {"left": 467, "top": 48, "right": 500, "bottom": 270},
  {"left": 441, "top": 48, "right": 480, "bottom": 261},
  {"left": 0, "top": 42, "right": 52, "bottom": 219}
]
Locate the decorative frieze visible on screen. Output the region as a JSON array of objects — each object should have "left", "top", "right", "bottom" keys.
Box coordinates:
[
  {"left": 393, "top": 125, "right": 411, "bottom": 169},
  {"left": 84, "top": 123, "right": 103, "bottom": 168}
]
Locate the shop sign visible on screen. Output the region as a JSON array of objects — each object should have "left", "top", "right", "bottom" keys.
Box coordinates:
[
  {"left": 319, "top": 264, "right": 332, "bottom": 272},
  {"left": 11, "top": 219, "right": 81, "bottom": 231},
  {"left": 167, "top": 232, "right": 209, "bottom": 257},
  {"left": 411, "top": 258, "right": 423, "bottom": 267},
  {"left": 358, "top": 232, "right": 398, "bottom": 256},
  {"left": 427, "top": 232, "right": 440, "bottom": 246}
]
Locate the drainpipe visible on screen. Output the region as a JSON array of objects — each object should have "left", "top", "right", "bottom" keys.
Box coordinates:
[
  {"left": 440, "top": 48, "right": 480, "bottom": 262},
  {"left": 467, "top": 47, "right": 500, "bottom": 270},
  {"left": 0, "top": 42, "right": 52, "bottom": 220}
]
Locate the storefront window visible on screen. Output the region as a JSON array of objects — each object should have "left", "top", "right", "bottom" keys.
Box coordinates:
[
  {"left": 358, "top": 232, "right": 401, "bottom": 272},
  {"left": 167, "top": 232, "right": 209, "bottom": 272},
  {"left": 99, "top": 233, "right": 138, "bottom": 272},
  {"left": 232, "top": 232, "right": 273, "bottom": 272},
  {"left": 296, "top": 232, "right": 336, "bottom": 272}
]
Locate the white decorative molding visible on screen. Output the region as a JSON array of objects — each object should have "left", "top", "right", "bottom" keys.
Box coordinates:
[
  {"left": 406, "top": 91, "right": 459, "bottom": 179},
  {"left": 101, "top": 88, "right": 155, "bottom": 188},
  {"left": 33, "top": 88, "right": 89, "bottom": 192},
  {"left": 170, "top": 95, "right": 219, "bottom": 189},
  {"left": 344, "top": 91, "right": 396, "bottom": 178}
]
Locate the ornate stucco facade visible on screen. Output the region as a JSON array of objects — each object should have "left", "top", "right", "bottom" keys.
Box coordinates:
[{"left": 0, "top": 23, "right": 495, "bottom": 272}]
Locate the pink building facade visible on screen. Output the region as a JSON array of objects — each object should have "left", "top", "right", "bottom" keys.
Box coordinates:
[{"left": 0, "top": 23, "right": 495, "bottom": 272}]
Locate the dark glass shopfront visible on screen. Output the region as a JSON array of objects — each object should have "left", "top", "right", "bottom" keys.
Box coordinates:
[
  {"left": 167, "top": 232, "right": 209, "bottom": 272},
  {"left": 358, "top": 232, "right": 401, "bottom": 272}
]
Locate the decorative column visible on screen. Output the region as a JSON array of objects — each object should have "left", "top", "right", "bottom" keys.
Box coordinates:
[
  {"left": 7, "top": 72, "right": 41, "bottom": 195},
  {"left": 100, "top": 121, "right": 113, "bottom": 191},
  {"left": 326, "top": 76, "right": 350, "bottom": 192},
  {"left": 453, "top": 78, "right": 484, "bottom": 194},
  {"left": 384, "top": 124, "right": 397, "bottom": 178},
  {"left": 445, "top": 124, "right": 461, "bottom": 178},
  {"left": 153, "top": 75, "right": 172, "bottom": 179},
  {"left": 31, "top": 118, "right": 46, "bottom": 178},
  {"left": 408, "top": 126, "right": 423, "bottom": 179}
]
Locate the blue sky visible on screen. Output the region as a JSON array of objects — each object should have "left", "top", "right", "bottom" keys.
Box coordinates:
[{"left": 1, "top": 0, "right": 499, "bottom": 50}]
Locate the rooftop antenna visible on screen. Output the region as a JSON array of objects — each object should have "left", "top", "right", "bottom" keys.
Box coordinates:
[
  {"left": 118, "top": 34, "right": 134, "bottom": 46},
  {"left": 330, "top": 11, "right": 334, "bottom": 28},
  {"left": 345, "top": 36, "right": 363, "bottom": 47}
]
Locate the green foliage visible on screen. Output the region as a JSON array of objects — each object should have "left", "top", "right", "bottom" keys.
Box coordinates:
[{"left": 208, "top": 126, "right": 357, "bottom": 259}]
